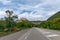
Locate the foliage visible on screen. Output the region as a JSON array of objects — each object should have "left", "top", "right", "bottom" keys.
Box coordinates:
[
  {"left": 39, "top": 18, "right": 60, "bottom": 30},
  {"left": 16, "top": 21, "right": 32, "bottom": 29},
  {"left": 0, "top": 10, "right": 33, "bottom": 37},
  {"left": 5, "top": 10, "right": 18, "bottom": 32},
  {"left": 0, "top": 20, "right": 7, "bottom": 31},
  {"left": 0, "top": 10, "right": 33, "bottom": 32}
]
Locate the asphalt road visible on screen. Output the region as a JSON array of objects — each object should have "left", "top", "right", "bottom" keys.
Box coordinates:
[
  {"left": 23, "top": 28, "right": 49, "bottom": 40},
  {"left": 0, "top": 27, "right": 60, "bottom": 40},
  {"left": 0, "top": 29, "right": 29, "bottom": 40}
]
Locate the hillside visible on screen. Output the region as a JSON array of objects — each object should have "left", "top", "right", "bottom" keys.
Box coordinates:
[
  {"left": 17, "top": 18, "right": 42, "bottom": 24},
  {"left": 30, "top": 21, "right": 45, "bottom": 24},
  {"left": 48, "top": 11, "right": 60, "bottom": 20},
  {"left": 17, "top": 18, "right": 29, "bottom": 23}
]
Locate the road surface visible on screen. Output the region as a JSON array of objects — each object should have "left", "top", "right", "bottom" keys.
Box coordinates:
[{"left": 0, "top": 27, "right": 60, "bottom": 40}]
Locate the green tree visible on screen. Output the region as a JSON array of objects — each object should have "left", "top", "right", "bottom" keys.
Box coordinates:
[{"left": 5, "top": 10, "right": 18, "bottom": 32}]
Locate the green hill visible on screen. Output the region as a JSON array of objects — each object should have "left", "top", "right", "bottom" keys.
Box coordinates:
[{"left": 48, "top": 11, "right": 60, "bottom": 20}]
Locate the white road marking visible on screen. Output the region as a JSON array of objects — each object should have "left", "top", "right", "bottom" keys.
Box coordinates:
[
  {"left": 46, "top": 34, "right": 59, "bottom": 37},
  {"left": 42, "top": 32, "right": 51, "bottom": 34},
  {"left": 35, "top": 28, "right": 51, "bottom": 34},
  {"left": 18, "top": 29, "right": 32, "bottom": 40},
  {"left": 35, "top": 28, "right": 60, "bottom": 40},
  {"left": 35, "top": 28, "right": 51, "bottom": 40}
]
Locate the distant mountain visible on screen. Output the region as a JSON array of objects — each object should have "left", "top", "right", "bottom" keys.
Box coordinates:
[
  {"left": 48, "top": 11, "right": 60, "bottom": 20},
  {"left": 17, "top": 18, "right": 29, "bottom": 23},
  {"left": 30, "top": 21, "right": 42, "bottom": 24}
]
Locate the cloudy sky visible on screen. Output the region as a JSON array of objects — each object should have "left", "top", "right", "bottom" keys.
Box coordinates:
[{"left": 0, "top": 0, "right": 60, "bottom": 21}]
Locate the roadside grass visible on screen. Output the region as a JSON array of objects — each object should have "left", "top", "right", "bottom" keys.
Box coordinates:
[
  {"left": 0, "top": 29, "right": 20, "bottom": 37},
  {"left": 0, "top": 27, "right": 31, "bottom": 37},
  {"left": 0, "top": 32, "right": 12, "bottom": 37}
]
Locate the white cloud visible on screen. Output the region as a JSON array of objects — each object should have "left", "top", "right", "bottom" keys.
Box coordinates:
[
  {"left": 0, "top": 8, "right": 15, "bottom": 18},
  {"left": 0, "top": 0, "right": 11, "bottom": 5},
  {"left": 27, "top": 0, "right": 60, "bottom": 21},
  {"left": 0, "top": 0, "right": 60, "bottom": 21},
  {"left": 18, "top": 12, "right": 44, "bottom": 21},
  {"left": 0, "top": 10, "right": 6, "bottom": 18},
  {"left": 17, "top": 0, "right": 60, "bottom": 21}
]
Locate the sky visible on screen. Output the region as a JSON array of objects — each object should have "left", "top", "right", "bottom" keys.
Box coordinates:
[{"left": 0, "top": 0, "right": 60, "bottom": 21}]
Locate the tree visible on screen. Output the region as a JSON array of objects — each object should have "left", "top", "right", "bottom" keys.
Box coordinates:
[{"left": 5, "top": 10, "right": 18, "bottom": 32}]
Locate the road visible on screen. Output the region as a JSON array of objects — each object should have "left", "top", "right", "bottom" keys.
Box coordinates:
[{"left": 0, "top": 27, "right": 60, "bottom": 40}]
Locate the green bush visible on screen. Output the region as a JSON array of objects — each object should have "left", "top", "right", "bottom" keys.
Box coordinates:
[
  {"left": 39, "top": 18, "right": 60, "bottom": 30},
  {"left": 16, "top": 21, "right": 32, "bottom": 29}
]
